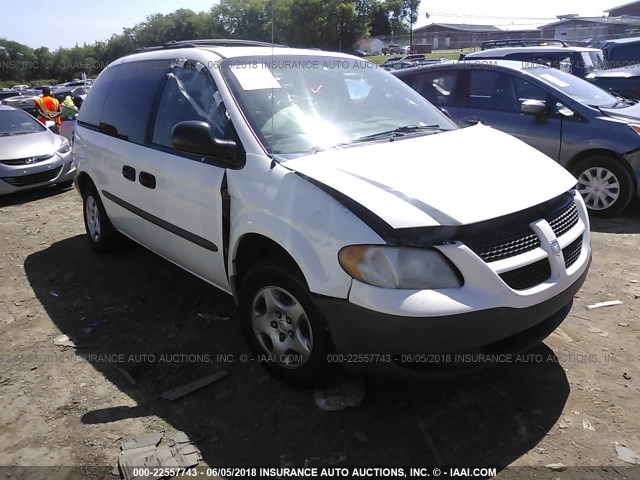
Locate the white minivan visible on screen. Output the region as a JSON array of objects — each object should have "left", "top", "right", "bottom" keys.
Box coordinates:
[{"left": 73, "top": 40, "right": 591, "bottom": 383}]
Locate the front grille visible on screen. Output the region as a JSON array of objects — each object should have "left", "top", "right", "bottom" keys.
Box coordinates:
[
  {"left": 499, "top": 259, "right": 551, "bottom": 290},
  {"left": 563, "top": 236, "right": 583, "bottom": 269},
  {"left": 548, "top": 202, "right": 579, "bottom": 238},
  {"left": 465, "top": 226, "right": 540, "bottom": 263},
  {"left": 1, "top": 166, "right": 61, "bottom": 187},
  {"left": 465, "top": 199, "right": 578, "bottom": 264},
  {"left": 1, "top": 154, "right": 54, "bottom": 166}
]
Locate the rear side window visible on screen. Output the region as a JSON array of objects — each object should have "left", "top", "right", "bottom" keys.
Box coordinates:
[
  {"left": 409, "top": 71, "right": 459, "bottom": 107},
  {"left": 77, "top": 65, "right": 120, "bottom": 128},
  {"left": 152, "top": 60, "right": 231, "bottom": 148},
  {"left": 99, "top": 60, "right": 171, "bottom": 144}
]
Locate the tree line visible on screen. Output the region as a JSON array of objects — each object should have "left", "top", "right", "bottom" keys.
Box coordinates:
[{"left": 0, "top": 0, "right": 419, "bottom": 84}]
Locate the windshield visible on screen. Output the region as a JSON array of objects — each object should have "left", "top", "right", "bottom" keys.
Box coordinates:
[
  {"left": 220, "top": 55, "right": 456, "bottom": 156},
  {"left": 0, "top": 109, "right": 46, "bottom": 135},
  {"left": 527, "top": 67, "right": 618, "bottom": 107}
]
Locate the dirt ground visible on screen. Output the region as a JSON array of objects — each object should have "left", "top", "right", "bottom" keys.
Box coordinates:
[{"left": 0, "top": 186, "right": 639, "bottom": 479}]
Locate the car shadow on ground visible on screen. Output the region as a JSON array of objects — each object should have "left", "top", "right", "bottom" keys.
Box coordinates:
[
  {"left": 590, "top": 199, "right": 640, "bottom": 234},
  {"left": 25, "top": 235, "right": 570, "bottom": 468},
  {"left": 0, "top": 183, "right": 74, "bottom": 207}
]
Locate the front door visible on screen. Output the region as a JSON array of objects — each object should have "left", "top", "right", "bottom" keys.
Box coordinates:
[
  {"left": 143, "top": 59, "right": 236, "bottom": 291},
  {"left": 456, "top": 70, "right": 562, "bottom": 160}
]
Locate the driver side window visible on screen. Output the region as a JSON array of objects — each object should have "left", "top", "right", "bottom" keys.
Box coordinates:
[
  {"left": 512, "top": 77, "right": 547, "bottom": 104},
  {"left": 152, "top": 60, "right": 231, "bottom": 149}
]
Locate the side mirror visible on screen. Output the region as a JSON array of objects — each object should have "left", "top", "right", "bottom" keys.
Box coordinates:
[
  {"left": 44, "top": 120, "right": 55, "bottom": 129},
  {"left": 172, "top": 121, "right": 237, "bottom": 162},
  {"left": 521, "top": 99, "right": 547, "bottom": 115}
]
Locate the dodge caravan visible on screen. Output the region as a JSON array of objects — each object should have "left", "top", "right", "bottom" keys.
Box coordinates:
[{"left": 73, "top": 40, "right": 591, "bottom": 382}]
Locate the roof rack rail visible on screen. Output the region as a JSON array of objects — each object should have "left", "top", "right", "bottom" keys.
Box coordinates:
[
  {"left": 135, "top": 39, "right": 287, "bottom": 52},
  {"left": 480, "top": 38, "right": 568, "bottom": 50}
]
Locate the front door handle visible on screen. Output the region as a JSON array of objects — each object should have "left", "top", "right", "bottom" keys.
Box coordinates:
[
  {"left": 122, "top": 165, "right": 136, "bottom": 182},
  {"left": 139, "top": 171, "right": 156, "bottom": 189},
  {"left": 462, "top": 116, "right": 481, "bottom": 125}
]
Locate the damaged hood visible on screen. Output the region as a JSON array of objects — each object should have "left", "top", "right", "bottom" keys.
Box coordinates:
[{"left": 284, "top": 125, "right": 577, "bottom": 228}]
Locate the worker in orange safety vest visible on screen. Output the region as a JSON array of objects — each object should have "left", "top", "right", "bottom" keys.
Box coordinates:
[{"left": 34, "top": 87, "right": 62, "bottom": 134}]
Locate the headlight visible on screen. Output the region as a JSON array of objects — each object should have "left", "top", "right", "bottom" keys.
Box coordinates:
[
  {"left": 57, "top": 137, "right": 71, "bottom": 154},
  {"left": 338, "top": 245, "right": 463, "bottom": 289}
]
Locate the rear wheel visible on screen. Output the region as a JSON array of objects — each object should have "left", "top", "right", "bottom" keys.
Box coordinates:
[
  {"left": 82, "top": 183, "right": 121, "bottom": 252},
  {"left": 572, "top": 155, "right": 635, "bottom": 217},
  {"left": 239, "top": 259, "right": 332, "bottom": 385}
]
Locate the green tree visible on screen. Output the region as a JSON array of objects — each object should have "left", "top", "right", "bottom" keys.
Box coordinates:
[
  {"left": 381, "top": 0, "right": 420, "bottom": 36},
  {"left": 212, "top": 0, "right": 271, "bottom": 41},
  {"left": 1, "top": 0, "right": 422, "bottom": 84},
  {"left": 271, "top": 0, "right": 372, "bottom": 50}
]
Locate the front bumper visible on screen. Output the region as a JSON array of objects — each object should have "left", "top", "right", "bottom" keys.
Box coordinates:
[
  {"left": 317, "top": 260, "right": 588, "bottom": 354},
  {"left": 0, "top": 154, "right": 75, "bottom": 195},
  {"left": 316, "top": 259, "right": 589, "bottom": 376}
]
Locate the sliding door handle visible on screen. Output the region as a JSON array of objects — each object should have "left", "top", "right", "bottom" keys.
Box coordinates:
[
  {"left": 139, "top": 171, "right": 156, "bottom": 189},
  {"left": 122, "top": 165, "right": 136, "bottom": 181}
]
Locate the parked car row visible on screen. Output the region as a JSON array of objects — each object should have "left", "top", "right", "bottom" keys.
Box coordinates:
[
  {"left": 65, "top": 40, "right": 592, "bottom": 383},
  {"left": 462, "top": 37, "right": 640, "bottom": 100},
  {"left": 0, "top": 84, "right": 89, "bottom": 143},
  {"left": 381, "top": 55, "right": 451, "bottom": 71},
  {"left": 462, "top": 45, "right": 605, "bottom": 79}
]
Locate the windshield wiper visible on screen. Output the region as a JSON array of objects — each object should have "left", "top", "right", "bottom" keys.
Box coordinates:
[
  {"left": 351, "top": 124, "right": 442, "bottom": 143},
  {"left": 0, "top": 132, "right": 16, "bottom": 137},
  {"left": 307, "top": 125, "right": 445, "bottom": 153},
  {"left": 601, "top": 98, "right": 637, "bottom": 109}
]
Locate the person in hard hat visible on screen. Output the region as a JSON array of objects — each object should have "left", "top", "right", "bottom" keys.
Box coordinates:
[
  {"left": 61, "top": 95, "right": 78, "bottom": 119},
  {"left": 34, "top": 87, "right": 62, "bottom": 133}
]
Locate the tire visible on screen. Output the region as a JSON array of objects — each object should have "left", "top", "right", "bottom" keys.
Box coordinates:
[
  {"left": 571, "top": 155, "right": 635, "bottom": 217},
  {"left": 82, "top": 182, "right": 121, "bottom": 253},
  {"left": 239, "top": 259, "right": 333, "bottom": 385}
]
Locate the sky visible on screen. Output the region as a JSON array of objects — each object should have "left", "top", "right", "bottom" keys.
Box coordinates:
[{"left": 0, "top": 0, "right": 625, "bottom": 50}]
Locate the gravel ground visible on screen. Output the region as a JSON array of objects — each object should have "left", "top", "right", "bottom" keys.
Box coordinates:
[{"left": 0, "top": 186, "right": 639, "bottom": 479}]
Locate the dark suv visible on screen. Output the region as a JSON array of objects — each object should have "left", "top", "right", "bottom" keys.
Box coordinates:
[
  {"left": 591, "top": 37, "right": 640, "bottom": 69},
  {"left": 586, "top": 37, "right": 640, "bottom": 99}
]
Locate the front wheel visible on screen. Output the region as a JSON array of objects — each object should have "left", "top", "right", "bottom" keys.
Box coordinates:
[
  {"left": 572, "top": 155, "right": 635, "bottom": 217},
  {"left": 239, "top": 259, "right": 332, "bottom": 385}
]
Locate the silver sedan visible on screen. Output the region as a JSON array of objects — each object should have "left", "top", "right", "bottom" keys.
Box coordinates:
[{"left": 0, "top": 105, "right": 75, "bottom": 195}]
